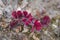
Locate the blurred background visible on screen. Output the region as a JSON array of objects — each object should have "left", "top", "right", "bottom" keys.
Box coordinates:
[{"left": 0, "top": 0, "right": 60, "bottom": 40}]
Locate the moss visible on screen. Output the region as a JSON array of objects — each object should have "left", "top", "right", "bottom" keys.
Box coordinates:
[
  {"left": 51, "top": 18, "right": 56, "bottom": 23},
  {"left": 36, "top": 34, "right": 41, "bottom": 38}
]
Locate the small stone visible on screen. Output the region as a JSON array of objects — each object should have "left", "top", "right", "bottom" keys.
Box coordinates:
[
  {"left": 17, "top": 7, "right": 21, "bottom": 11},
  {"left": 15, "top": 29, "right": 19, "bottom": 33},
  {"left": 0, "top": 22, "right": 8, "bottom": 28},
  {"left": 52, "top": 24, "right": 58, "bottom": 30},
  {"left": 22, "top": 27, "right": 28, "bottom": 32},
  {"left": 44, "top": 30, "right": 48, "bottom": 34}
]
